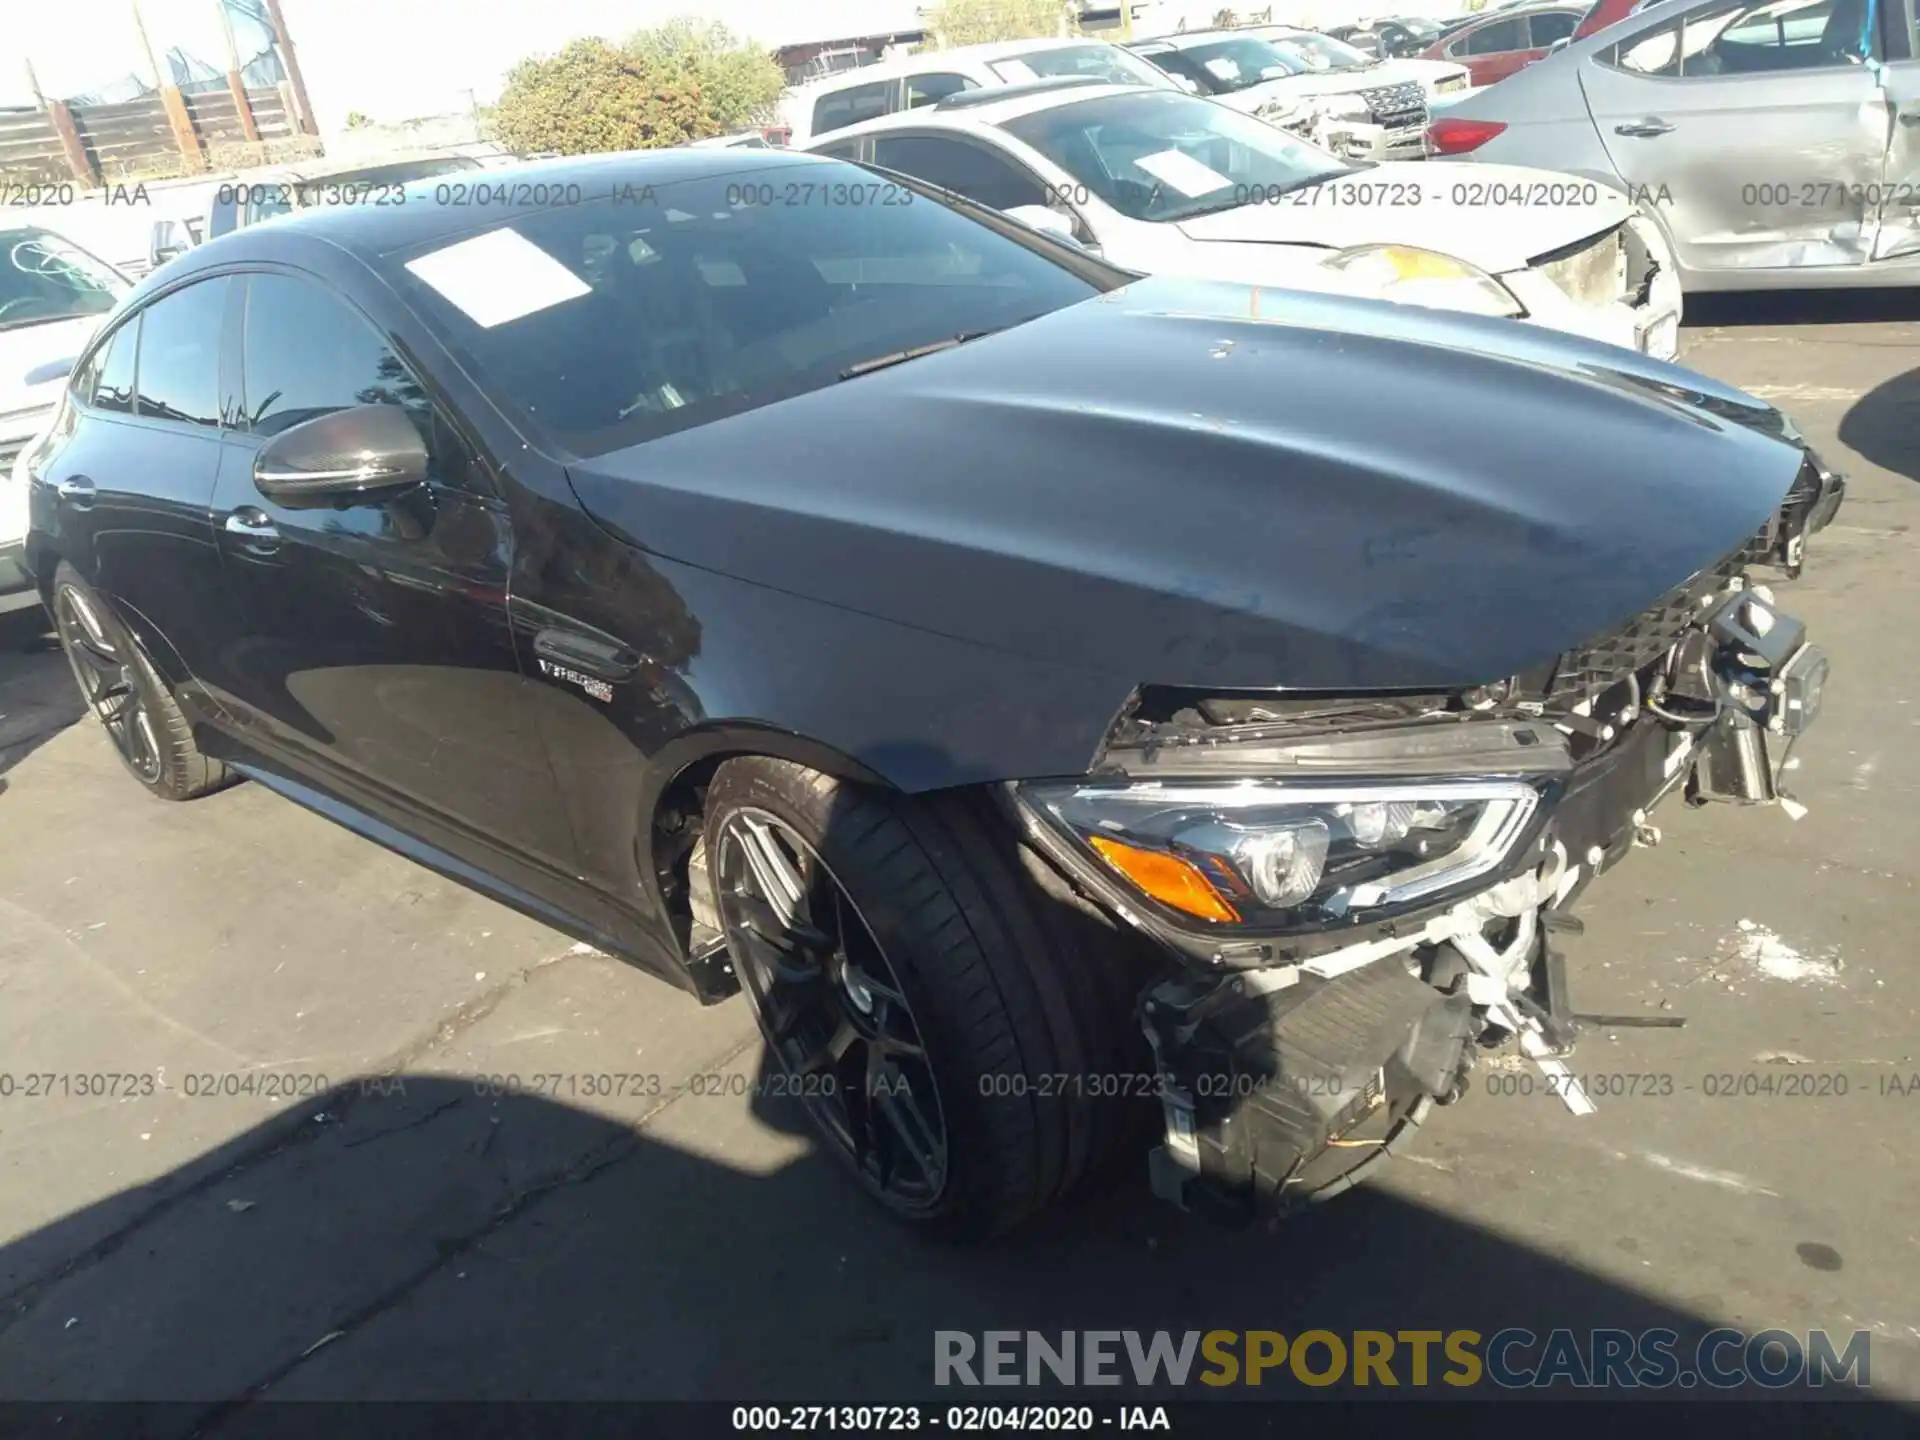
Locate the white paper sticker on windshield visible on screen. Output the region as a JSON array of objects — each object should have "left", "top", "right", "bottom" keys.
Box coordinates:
[
  {"left": 404, "top": 227, "right": 590, "bottom": 328},
  {"left": 993, "top": 58, "right": 1038, "bottom": 81},
  {"left": 1132, "top": 148, "right": 1232, "bottom": 198},
  {"left": 1203, "top": 56, "right": 1242, "bottom": 81}
]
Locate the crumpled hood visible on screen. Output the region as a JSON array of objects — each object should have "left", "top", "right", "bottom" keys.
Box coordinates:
[
  {"left": 1174, "top": 162, "right": 1635, "bottom": 274},
  {"left": 568, "top": 274, "right": 1806, "bottom": 695}
]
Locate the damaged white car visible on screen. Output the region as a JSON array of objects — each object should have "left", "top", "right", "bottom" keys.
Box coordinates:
[{"left": 807, "top": 82, "right": 1685, "bottom": 358}]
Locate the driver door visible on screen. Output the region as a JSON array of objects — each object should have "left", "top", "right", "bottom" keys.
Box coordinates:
[
  {"left": 1864, "top": 0, "right": 1920, "bottom": 259},
  {"left": 1580, "top": 0, "right": 1883, "bottom": 275},
  {"left": 204, "top": 268, "right": 579, "bottom": 877}
]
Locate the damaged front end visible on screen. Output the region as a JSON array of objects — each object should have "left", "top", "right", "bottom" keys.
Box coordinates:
[{"left": 1007, "top": 450, "right": 1845, "bottom": 1222}]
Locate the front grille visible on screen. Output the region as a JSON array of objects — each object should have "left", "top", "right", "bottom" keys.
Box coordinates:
[
  {"left": 1545, "top": 550, "right": 1744, "bottom": 703},
  {"left": 1360, "top": 80, "right": 1428, "bottom": 131},
  {"left": 1534, "top": 224, "right": 1629, "bottom": 310}
]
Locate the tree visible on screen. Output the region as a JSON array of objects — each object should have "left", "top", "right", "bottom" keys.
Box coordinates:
[
  {"left": 924, "top": 0, "right": 1075, "bottom": 47},
  {"left": 343, "top": 110, "right": 373, "bottom": 129},
  {"left": 625, "top": 18, "right": 785, "bottom": 132},
  {"left": 491, "top": 36, "right": 715, "bottom": 156}
]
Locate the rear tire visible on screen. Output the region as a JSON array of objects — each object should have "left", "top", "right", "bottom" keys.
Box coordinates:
[
  {"left": 704, "top": 757, "right": 1158, "bottom": 1240},
  {"left": 50, "top": 564, "right": 235, "bottom": 801}
]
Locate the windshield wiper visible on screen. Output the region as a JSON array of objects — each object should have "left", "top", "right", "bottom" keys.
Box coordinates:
[{"left": 838, "top": 328, "right": 1003, "bottom": 381}]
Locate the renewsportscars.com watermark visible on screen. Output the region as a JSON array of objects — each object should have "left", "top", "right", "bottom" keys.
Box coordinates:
[{"left": 935, "top": 1328, "right": 1872, "bottom": 1390}]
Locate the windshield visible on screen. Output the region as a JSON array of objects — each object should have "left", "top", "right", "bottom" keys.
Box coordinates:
[
  {"left": 1141, "top": 38, "right": 1309, "bottom": 93},
  {"left": 0, "top": 228, "right": 127, "bottom": 334},
  {"left": 989, "top": 43, "right": 1176, "bottom": 88},
  {"left": 1002, "top": 90, "right": 1351, "bottom": 223},
  {"left": 381, "top": 162, "right": 1111, "bottom": 457},
  {"left": 1256, "top": 31, "right": 1378, "bottom": 71}
]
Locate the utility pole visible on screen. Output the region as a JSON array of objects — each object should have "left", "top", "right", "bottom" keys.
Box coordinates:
[{"left": 261, "top": 0, "right": 320, "bottom": 136}]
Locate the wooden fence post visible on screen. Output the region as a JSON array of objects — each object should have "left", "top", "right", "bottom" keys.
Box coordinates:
[
  {"left": 23, "top": 60, "right": 100, "bottom": 188},
  {"left": 216, "top": 0, "right": 262, "bottom": 141}
]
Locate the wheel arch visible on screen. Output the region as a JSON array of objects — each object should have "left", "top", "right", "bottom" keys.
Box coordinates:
[{"left": 634, "top": 722, "right": 902, "bottom": 985}]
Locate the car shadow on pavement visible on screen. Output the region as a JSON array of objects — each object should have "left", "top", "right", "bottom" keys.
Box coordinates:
[
  {"left": 1840, "top": 365, "right": 1920, "bottom": 487},
  {"left": 0, "top": 607, "right": 80, "bottom": 784},
  {"left": 0, "top": 1070, "right": 1909, "bottom": 1431}
]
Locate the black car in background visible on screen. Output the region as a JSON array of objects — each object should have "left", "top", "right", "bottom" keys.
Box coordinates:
[{"left": 21, "top": 150, "right": 1842, "bottom": 1239}]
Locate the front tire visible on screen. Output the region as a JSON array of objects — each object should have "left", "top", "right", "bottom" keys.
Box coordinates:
[
  {"left": 704, "top": 757, "right": 1156, "bottom": 1240},
  {"left": 50, "top": 565, "right": 235, "bottom": 801}
]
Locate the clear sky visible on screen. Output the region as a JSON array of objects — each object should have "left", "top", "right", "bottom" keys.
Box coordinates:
[{"left": 1, "top": 0, "right": 926, "bottom": 127}]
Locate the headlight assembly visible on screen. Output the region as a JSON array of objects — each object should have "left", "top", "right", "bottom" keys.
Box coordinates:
[
  {"left": 1321, "top": 244, "right": 1525, "bottom": 319},
  {"left": 1018, "top": 779, "right": 1541, "bottom": 931}
]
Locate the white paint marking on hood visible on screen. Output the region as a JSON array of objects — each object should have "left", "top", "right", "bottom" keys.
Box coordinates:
[{"left": 1638, "top": 1151, "right": 1779, "bottom": 1197}]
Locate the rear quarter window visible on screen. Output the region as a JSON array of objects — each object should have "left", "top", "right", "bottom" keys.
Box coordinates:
[{"left": 812, "top": 80, "right": 894, "bottom": 136}]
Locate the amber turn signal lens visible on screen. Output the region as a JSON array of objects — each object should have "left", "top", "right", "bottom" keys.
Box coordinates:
[{"left": 1087, "top": 835, "right": 1241, "bottom": 924}]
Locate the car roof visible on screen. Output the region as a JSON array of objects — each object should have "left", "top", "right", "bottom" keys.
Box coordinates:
[
  {"left": 1131, "top": 29, "right": 1280, "bottom": 48},
  {"left": 240, "top": 148, "right": 479, "bottom": 184},
  {"left": 801, "top": 81, "right": 1157, "bottom": 143},
  {"left": 783, "top": 37, "right": 1135, "bottom": 96},
  {"left": 167, "top": 149, "right": 846, "bottom": 268}
]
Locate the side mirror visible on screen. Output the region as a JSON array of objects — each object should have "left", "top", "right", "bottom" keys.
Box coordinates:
[
  {"left": 253, "top": 404, "right": 429, "bottom": 508},
  {"left": 148, "top": 220, "right": 187, "bottom": 269},
  {"left": 1549, "top": 36, "right": 1572, "bottom": 51},
  {"left": 1003, "top": 204, "right": 1080, "bottom": 244}
]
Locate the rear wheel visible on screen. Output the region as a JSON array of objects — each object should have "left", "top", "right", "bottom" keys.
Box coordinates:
[
  {"left": 51, "top": 565, "right": 235, "bottom": 801},
  {"left": 704, "top": 757, "right": 1157, "bottom": 1240}
]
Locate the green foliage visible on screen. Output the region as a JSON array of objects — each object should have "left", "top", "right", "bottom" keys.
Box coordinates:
[
  {"left": 343, "top": 110, "right": 373, "bottom": 129},
  {"left": 924, "top": 0, "right": 1076, "bottom": 47},
  {"left": 625, "top": 17, "right": 785, "bottom": 131},
  {"left": 491, "top": 36, "right": 716, "bottom": 156}
]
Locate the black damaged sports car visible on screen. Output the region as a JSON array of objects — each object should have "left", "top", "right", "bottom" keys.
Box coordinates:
[{"left": 21, "top": 150, "right": 1843, "bottom": 1238}]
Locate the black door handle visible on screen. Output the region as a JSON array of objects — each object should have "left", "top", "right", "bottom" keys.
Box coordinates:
[{"left": 533, "top": 628, "right": 639, "bottom": 681}]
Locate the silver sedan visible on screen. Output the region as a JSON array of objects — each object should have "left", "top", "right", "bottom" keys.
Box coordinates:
[{"left": 1427, "top": 0, "right": 1912, "bottom": 292}]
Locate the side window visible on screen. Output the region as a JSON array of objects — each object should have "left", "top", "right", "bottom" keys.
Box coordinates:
[
  {"left": 132, "top": 278, "right": 228, "bottom": 427},
  {"left": 240, "top": 272, "right": 480, "bottom": 493},
  {"left": 79, "top": 317, "right": 139, "bottom": 415},
  {"left": 1610, "top": 17, "right": 1684, "bottom": 70},
  {"left": 812, "top": 80, "right": 894, "bottom": 136},
  {"left": 1529, "top": 11, "right": 1580, "bottom": 44},
  {"left": 812, "top": 139, "right": 864, "bottom": 160},
  {"left": 904, "top": 72, "right": 978, "bottom": 108},
  {"left": 1462, "top": 17, "right": 1527, "bottom": 52},
  {"left": 871, "top": 135, "right": 1048, "bottom": 212},
  {"left": 1607, "top": 0, "right": 1845, "bottom": 76}
]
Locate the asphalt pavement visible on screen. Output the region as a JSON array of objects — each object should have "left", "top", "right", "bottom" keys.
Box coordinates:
[{"left": 0, "top": 293, "right": 1916, "bottom": 1421}]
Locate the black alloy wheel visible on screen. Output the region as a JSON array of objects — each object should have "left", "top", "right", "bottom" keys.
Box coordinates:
[
  {"left": 714, "top": 808, "right": 950, "bottom": 1212},
  {"left": 54, "top": 580, "right": 163, "bottom": 785}
]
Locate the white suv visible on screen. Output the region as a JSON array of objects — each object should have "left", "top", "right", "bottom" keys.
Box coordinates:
[
  {"left": 0, "top": 226, "right": 128, "bottom": 613},
  {"left": 778, "top": 38, "right": 1181, "bottom": 146}
]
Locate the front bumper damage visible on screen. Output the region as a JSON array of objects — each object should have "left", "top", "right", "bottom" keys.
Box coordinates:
[{"left": 1025, "top": 451, "right": 1844, "bottom": 1222}]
